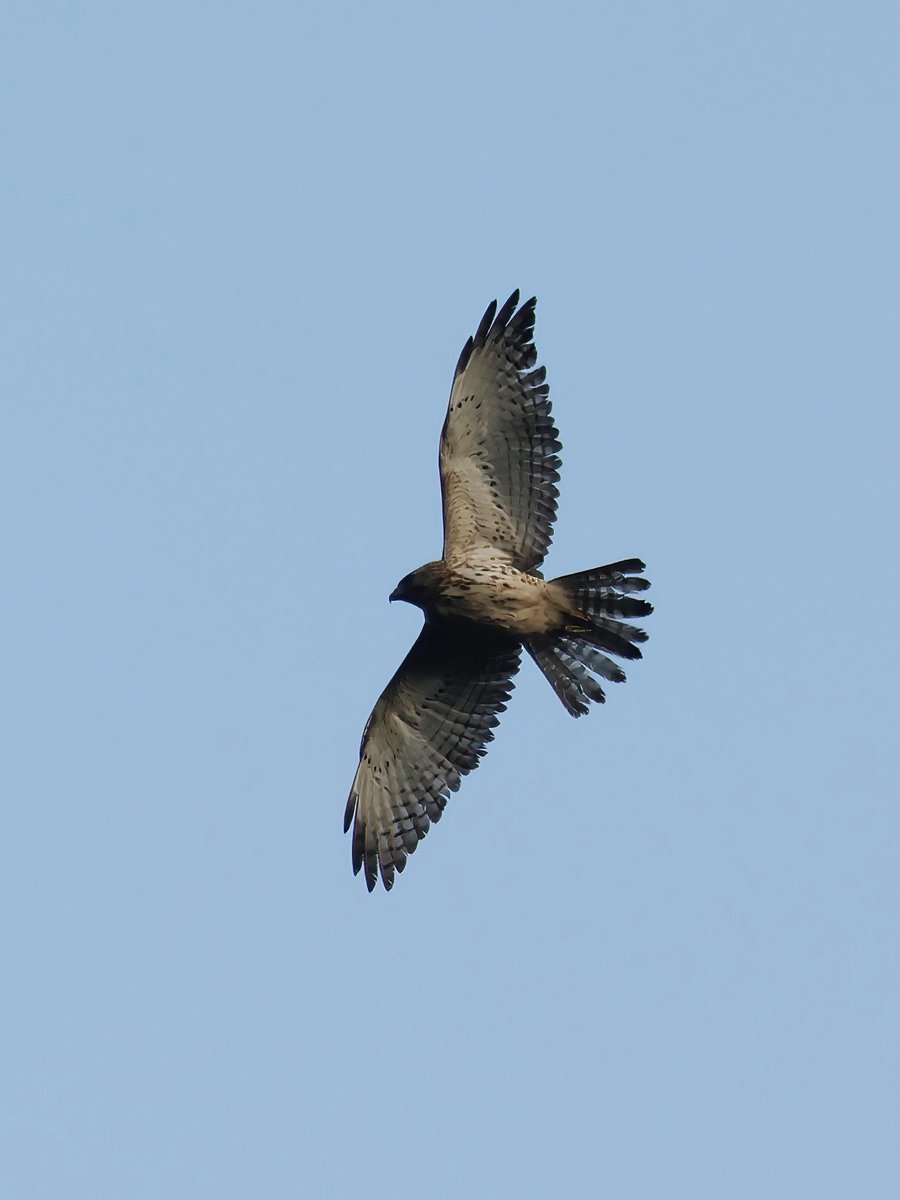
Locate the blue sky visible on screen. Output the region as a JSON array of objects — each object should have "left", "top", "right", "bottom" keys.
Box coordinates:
[{"left": 2, "top": 3, "right": 898, "bottom": 1196}]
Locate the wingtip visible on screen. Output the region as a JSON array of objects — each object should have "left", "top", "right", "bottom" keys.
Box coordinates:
[
  {"left": 343, "top": 794, "right": 356, "bottom": 834},
  {"left": 492, "top": 290, "right": 520, "bottom": 335},
  {"left": 474, "top": 298, "right": 498, "bottom": 347},
  {"left": 455, "top": 334, "right": 475, "bottom": 377},
  {"left": 463, "top": 291, "right": 536, "bottom": 365},
  {"left": 364, "top": 857, "right": 378, "bottom": 892}
]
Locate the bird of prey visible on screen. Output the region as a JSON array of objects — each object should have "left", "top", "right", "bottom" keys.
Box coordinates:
[{"left": 344, "top": 291, "right": 652, "bottom": 891}]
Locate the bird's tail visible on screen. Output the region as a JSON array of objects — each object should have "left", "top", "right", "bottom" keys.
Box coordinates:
[{"left": 526, "top": 559, "right": 652, "bottom": 716}]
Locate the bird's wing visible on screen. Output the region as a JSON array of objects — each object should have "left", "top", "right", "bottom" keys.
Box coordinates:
[
  {"left": 344, "top": 623, "right": 521, "bottom": 892},
  {"left": 439, "top": 291, "right": 561, "bottom": 572}
]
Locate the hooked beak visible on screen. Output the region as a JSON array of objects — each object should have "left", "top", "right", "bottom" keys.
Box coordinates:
[{"left": 389, "top": 587, "right": 401, "bottom": 602}]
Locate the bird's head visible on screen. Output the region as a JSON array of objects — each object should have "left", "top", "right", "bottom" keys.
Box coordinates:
[{"left": 389, "top": 563, "right": 440, "bottom": 609}]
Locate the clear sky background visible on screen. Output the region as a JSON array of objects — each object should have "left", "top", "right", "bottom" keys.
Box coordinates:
[{"left": 2, "top": 3, "right": 898, "bottom": 1197}]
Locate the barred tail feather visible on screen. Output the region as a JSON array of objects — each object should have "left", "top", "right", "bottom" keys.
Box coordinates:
[
  {"left": 527, "top": 559, "right": 652, "bottom": 716},
  {"left": 525, "top": 634, "right": 622, "bottom": 716},
  {"left": 553, "top": 560, "right": 653, "bottom": 618}
]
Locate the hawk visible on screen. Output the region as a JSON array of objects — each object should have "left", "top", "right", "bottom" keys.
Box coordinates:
[{"left": 344, "top": 292, "right": 652, "bottom": 891}]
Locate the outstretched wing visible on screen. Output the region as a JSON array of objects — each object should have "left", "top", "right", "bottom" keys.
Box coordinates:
[
  {"left": 440, "top": 291, "right": 562, "bottom": 572},
  {"left": 344, "top": 623, "right": 521, "bottom": 892}
]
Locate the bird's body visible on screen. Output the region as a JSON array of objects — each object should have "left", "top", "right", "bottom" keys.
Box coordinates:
[
  {"left": 394, "top": 554, "right": 566, "bottom": 636},
  {"left": 344, "top": 292, "right": 652, "bottom": 891}
]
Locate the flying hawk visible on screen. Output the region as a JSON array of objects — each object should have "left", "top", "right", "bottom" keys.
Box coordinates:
[{"left": 344, "top": 292, "right": 652, "bottom": 891}]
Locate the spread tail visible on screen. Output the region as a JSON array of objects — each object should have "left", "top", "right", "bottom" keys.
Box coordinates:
[{"left": 526, "top": 559, "right": 652, "bottom": 716}]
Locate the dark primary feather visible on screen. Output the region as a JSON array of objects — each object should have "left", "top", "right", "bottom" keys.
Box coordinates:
[
  {"left": 344, "top": 622, "right": 521, "bottom": 891},
  {"left": 440, "top": 291, "right": 561, "bottom": 571}
]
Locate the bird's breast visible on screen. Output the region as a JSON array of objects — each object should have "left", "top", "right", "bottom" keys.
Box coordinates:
[{"left": 430, "top": 561, "right": 561, "bottom": 635}]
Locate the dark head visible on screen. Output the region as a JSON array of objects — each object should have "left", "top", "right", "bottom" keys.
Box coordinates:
[{"left": 389, "top": 563, "right": 440, "bottom": 609}]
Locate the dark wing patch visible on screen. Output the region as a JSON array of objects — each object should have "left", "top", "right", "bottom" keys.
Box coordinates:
[
  {"left": 344, "top": 623, "right": 521, "bottom": 892},
  {"left": 440, "top": 291, "right": 561, "bottom": 572}
]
